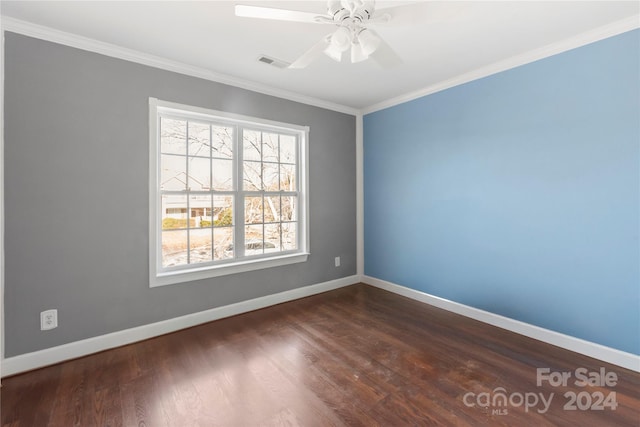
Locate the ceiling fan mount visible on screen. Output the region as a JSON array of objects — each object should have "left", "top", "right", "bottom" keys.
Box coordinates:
[
  {"left": 322, "top": 1, "right": 376, "bottom": 24},
  {"left": 235, "top": 0, "right": 401, "bottom": 69}
]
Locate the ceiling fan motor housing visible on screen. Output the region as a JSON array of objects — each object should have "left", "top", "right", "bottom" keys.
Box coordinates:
[{"left": 328, "top": 0, "right": 375, "bottom": 23}]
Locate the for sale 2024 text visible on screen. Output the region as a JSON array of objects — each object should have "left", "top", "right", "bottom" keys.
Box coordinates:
[{"left": 537, "top": 367, "right": 618, "bottom": 411}]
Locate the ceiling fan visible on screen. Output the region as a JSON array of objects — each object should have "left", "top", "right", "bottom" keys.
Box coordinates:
[{"left": 235, "top": 0, "right": 405, "bottom": 68}]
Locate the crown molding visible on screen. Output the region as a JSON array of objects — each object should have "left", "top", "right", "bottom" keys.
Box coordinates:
[
  {"left": 362, "top": 14, "right": 640, "bottom": 115},
  {"left": 0, "top": 16, "right": 359, "bottom": 116},
  {"left": 3, "top": 13, "right": 638, "bottom": 117},
  {"left": 1, "top": 13, "right": 637, "bottom": 118}
]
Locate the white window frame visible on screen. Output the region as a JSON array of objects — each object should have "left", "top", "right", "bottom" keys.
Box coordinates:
[{"left": 149, "top": 98, "right": 309, "bottom": 287}]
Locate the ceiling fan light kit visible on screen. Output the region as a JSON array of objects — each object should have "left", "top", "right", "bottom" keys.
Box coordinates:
[
  {"left": 350, "top": 43, "right": 368, "bottom": 63},
  {"left": 235, "top": 0, "right": 402, "bottom": 69},
  {"left": 325, "top": 26, "right": 352, "bottom": 61},
  {"left": 357, "top": 28, "right": 381, "bottom": 56}
]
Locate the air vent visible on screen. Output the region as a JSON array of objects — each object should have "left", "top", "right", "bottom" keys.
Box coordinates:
[{"left": 257, "top": 55, "right": 290, "bottom": 69}]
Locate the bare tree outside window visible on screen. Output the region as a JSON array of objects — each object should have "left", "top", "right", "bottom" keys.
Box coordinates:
[
  {"left": 157, "top": 114, "right": 300, "bottom": 268},
  {"left": 242, "top": 129, "right": 298, "bottom": 256}
]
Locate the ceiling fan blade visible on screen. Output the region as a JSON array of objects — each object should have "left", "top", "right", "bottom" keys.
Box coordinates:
[
  {"left": 368, "top": 31, "right": 402, "bottom": 68},
  {"left": 235, "top": 5, "right": 327, "bottom": 24},
  {"left": 374, "top": 2, "right": 465, "bottom": 26},
  {"left": 289, "top": 35, "right": 332, "bottom": 69}
]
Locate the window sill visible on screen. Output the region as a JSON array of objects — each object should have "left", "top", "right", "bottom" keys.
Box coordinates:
[{"left": 150, "top": 252, "right": 309, "bottom": 287}]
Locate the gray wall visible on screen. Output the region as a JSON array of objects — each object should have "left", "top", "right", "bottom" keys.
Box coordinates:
[{"left": 4, "top": 32, "right": 357, "bottom": 357}]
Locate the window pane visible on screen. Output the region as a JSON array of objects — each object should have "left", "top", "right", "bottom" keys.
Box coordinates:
[
  {"left": 264, "top": 196, "right": 280, "bottom": 223},
  {"left": 187, "top": 157, "right": 211, "bottom": 190},
  {"left": 245, "top": 225, "right": 264, "bottom": 256},
  {"left": 162, "top": 194, "right": 188, "bottom": 229},
  {"left": 212, "top": 159, "right": 233, "bottom": 191},
  {"left": 263, "top": 163, "right": 280, "bottom": 191},
  {"left": 281, "top": 195, "right": 297, "bottom": 222},
  {"left": 154, "top": 102, "right": 305, "bottom": 279},
  {"left": 244, "top": 196, "right": 263, "bottom": 224},
  {"left": 188, "top": 122, "right": 210, "bottom": 157},
  {"left": 189, "top": 228, "right": 212, "bottom": 264},
  {"left": 161, "top": 154, "right": 186, "bottom": 191},
  {"left": 282, "top": 222, "right": 297, "bottom": 251},
  {"left": 214, "top": 227, "right": 234, "bottom": 260},
  {"left": 264, "top": 223, "right": 281, "bottom": 253},
  {"left": 213, "top": 195, "right": 233, "bottom": 227},
  {"left": 162, "top": 229, "right": 187, "bottom": 267},
  {"left": 212, "top": 126, "right": 233, "bottom": 159},
  {"left": 243, "top": 130, "right": 261, "bottom": 161},
  {"left": 280, "top": 135, "right": 296, "bottom": 164},
  {"left": 263, "top": 133, "right": 279, "bottom": 162},
  {"left": 161, "top": 118, "right": 187, "bottom": 155},
  {"left": 243, "top": 161, "right": 262, "bottom": 191},
  {"left": 281, "top": 164, "right": 296, "bottom": 191},
  {"left": 190, "top": 194, "right": 212, "bottom": 225}
]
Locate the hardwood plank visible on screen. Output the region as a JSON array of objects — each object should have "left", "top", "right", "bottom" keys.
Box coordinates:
[
  {"left": 2, "top": 284, "right": 639, "bottom": 426},
  {"left": 119, "top": 374, "right": 169, "bottom": 427}
]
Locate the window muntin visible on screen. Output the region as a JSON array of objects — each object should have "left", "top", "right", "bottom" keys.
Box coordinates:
[
  {"left": 241, "top": 129, "right": 299, "bottom": 258},
  {"left": 150, "top": 99, "right": 309, "bottom": 286}
]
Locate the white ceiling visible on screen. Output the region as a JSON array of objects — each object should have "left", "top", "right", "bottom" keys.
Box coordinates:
[{"left": 2, "top": 1, "right": 638, "bottom": 112}]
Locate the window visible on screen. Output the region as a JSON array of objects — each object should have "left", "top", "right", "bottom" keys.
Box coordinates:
[{"left": 149, "top": 98, "right": 309, "bottom": 286}]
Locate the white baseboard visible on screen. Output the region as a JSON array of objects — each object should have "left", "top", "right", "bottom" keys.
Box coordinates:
[
  {"left": 5, "top": 274, "right": 637, "bottom": 377},
  {"left": 1, "top": 275, "right": 359, "bottom": 377},
  {"left": 363, "top": 275, "right": 640, "bottom": 373}
]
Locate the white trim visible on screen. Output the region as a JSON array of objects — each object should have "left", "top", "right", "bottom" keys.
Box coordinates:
[
  {"left": 0, "top": 14, "right": 5, "bottom": 382},
  {"left": 149, "top": 97, "right": 159, "bottom": 287},
  {"left": 153, "top": 253, "right": 310, "bottom": 287},
  {"left": 0, "top": 16, "right": 358, "bottom": 116},
  {"left": 153, "top": 98, "right": 312, "bottom": 132},
  {"left": 1, "top": 275, "right": 359, "bottom": 377},
  {"left": 362, "top": 15, "right": 640, "bottom": 114},
  {"left": 149, "top": 98, "right": 310, "bottom": 287},
  {"left": 355, "top": 114, "right": 364, "bottom": 276},
  {"left": 363, "top": 276, "right": 640, "bottom": 373},
  {"left": 1, "top": 14, "right": 637, "bottom": 117}
]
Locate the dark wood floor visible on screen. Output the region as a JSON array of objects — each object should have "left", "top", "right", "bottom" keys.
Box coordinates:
[{"left": 2, "top": 284, "right": 639, "bottom": 426}]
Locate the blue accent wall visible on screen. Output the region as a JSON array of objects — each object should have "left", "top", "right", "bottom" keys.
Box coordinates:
[{"left": 364, "top": 30, "right": 640, "bottom": 355}]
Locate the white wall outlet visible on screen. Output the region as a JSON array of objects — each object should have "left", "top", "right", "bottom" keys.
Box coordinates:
[
  {"left": 335, "top": 256, "right": 341, "bottom": 267},
  {"left": 40, "top": 309, "right": 58, "bottom": 331}
]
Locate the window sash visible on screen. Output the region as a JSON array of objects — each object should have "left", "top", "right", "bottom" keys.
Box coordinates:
[{"left": 150, "top": 98, "right": 309, "bottom": 287}]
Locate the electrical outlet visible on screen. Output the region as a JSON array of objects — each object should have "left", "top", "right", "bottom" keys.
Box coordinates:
[
  {"left": 335, "top": 256, "right": 341, "bottom": 267},
  {"left": 40, "top": 309, "right": 58, "bottom": 331}
]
